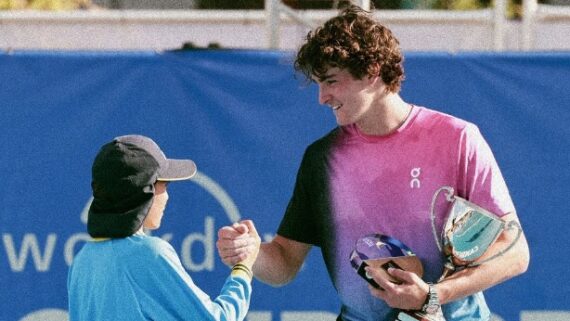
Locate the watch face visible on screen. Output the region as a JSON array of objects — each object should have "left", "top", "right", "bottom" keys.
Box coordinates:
[
  {"left": 426, "top": 304, "right": 440, "bottom": 314},
  {"left": 423, "top": 284, "right": 440, "bottom": 315}
]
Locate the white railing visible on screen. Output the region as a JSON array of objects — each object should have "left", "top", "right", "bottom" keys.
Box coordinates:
[
  {"left": 522, "top": 0, "right": 570, "bottom": 50},
  {"left": 264, "top": 0, "right": 508, "bottom": 50},
  {"left": 0, "top": 1, "right": 569, "bottom": 51},
  {"left": 264, "top": 0, "right": 373, "bottom": 48}
]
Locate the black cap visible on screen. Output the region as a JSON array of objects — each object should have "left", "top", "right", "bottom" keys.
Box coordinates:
[{"left": 87, "top": 135, "right": 197, "bottom": 238}]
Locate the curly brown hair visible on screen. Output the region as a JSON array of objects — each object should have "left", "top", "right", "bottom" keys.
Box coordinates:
[{"left": 294, "top": 5, "right": 405, "bottom": 93}]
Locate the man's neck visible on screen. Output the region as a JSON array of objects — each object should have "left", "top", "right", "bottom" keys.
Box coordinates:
[{"left": 356, "top": 93, "right": 411, "bottom": 136}]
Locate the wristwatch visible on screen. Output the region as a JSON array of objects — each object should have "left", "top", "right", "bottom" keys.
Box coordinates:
[{"left": 421, "top": 283, "right": 440, "bottom": 314}]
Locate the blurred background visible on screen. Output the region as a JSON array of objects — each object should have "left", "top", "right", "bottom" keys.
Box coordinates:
[
  {"left": 2, "top": 0, "right": 569, "bottom": 18},
  {"left": 0, "top": 1, "right": 569, "bottom": 321},
  {"left": 1, "top": 0, "right": 569, "bottom": 51}
]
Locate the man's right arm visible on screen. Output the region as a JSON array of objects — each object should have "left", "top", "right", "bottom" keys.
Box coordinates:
[
  {"left": 217, "top": 223, "right": 311, "bottom": 287},
  {"left": 252, "top": 235, "right": 311, "bottom": 286}
]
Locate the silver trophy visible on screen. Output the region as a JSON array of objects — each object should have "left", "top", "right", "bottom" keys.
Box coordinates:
[
  {"left": 351, "top": 187, "right": 522, "bottom": 321},
  {"left": 429, "top": 186, "right": 523, "bottom": 280},
  {"left": 395, "top": 187, "right": 522, "bottom": 321}
]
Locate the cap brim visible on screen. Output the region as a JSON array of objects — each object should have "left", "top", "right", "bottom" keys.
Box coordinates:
[{"left": 157, "top": 159, "right": 197, "bottom": 181}]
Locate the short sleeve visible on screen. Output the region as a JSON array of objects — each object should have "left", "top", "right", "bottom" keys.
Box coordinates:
[
  {"left": 456, "top": 124, "right": 515, "bottom": 217},
  {"left": 277, "top": 145, "right": 328, "bottom": 247}
]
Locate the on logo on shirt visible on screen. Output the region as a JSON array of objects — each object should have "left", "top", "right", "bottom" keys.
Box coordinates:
[{"left": 410, "top": 167, "right": 421, "bottom": 189}]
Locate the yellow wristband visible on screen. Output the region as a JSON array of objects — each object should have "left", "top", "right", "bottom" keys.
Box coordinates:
[
  {"left": 231, "top": 268, "right": 252, "bottom": 281},
  {"left": 231, "top": 263, "right": 253, "bottom": 280}
]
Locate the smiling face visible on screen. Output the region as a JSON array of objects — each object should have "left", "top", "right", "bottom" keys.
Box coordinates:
[{"left": 314, "top": 67, "right": 381, "bottom": 127}]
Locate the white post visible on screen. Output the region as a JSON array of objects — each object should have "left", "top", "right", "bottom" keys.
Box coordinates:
[
  {"left": 493, "top": 0, "right": 506, "bottom": 50},
  {"left": 522, "top": 0, "right": 538, "bottom": 50},
  {"left": 265, "top": 0, "right": 319, "bottom": 49},
  {"left": 265, "top": 0, "right": 280, "bottom": 49},
  {"left": 357, "top": 0, "right": 371, "bottom": 11}
]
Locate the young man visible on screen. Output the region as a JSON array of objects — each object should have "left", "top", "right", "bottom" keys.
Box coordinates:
[
  {"left": 217, "top": 5, "right": 529, "bottom": 321},
  {"left": 68, "top": 134, "right": 260, "bottom": 321}
]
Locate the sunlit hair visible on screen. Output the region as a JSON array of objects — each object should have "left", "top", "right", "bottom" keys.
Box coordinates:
[{"left": 294, "top": 5, "right": 405, "bottom": 93}]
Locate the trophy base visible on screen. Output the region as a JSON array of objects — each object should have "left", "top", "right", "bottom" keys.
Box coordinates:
[{"left": 396, "top": 310, "right": 445, "bottom": 321}]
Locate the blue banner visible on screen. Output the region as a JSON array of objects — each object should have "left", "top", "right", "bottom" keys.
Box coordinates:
[{"left": 0, "top": 50, "right": 568, "bottom": 321}]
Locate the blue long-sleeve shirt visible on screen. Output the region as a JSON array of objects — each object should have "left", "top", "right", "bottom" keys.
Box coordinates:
[{"left": 68, "top": 234, "right": 251, "bottom": 321}]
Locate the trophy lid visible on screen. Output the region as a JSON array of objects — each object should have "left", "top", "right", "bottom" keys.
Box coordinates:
[{"left": 350, "top": 234, "right": 424, "bottom": 281}]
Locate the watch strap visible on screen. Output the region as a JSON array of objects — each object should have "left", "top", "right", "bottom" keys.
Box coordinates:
[{"left": 421, "top": 283, "right": 440, "bottom": 314}]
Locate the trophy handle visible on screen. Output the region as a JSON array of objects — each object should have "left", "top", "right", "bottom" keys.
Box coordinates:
[
  {"left": 429, "top": 186, "right": 455, "bottom": 253},
  {"left": 465, "top": 220, "right": 523, "bottom": 267}
]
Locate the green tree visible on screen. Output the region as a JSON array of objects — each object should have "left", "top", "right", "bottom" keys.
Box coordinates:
[{"left": 0, "top": 0, "right": 92, "bottom": 10}]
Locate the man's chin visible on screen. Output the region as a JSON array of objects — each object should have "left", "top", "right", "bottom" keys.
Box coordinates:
[{"left": 335, "top": 118, "right": 353, "bottom": 127}]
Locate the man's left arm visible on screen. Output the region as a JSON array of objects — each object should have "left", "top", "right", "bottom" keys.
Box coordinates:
[
  {"left": 367, "top": 212, "right": 530, "bottom": 310},
  {"left": 435, "top": 212, "right": 529, "bottom": 304},
  {"left": 433, "top": 123, "right": 530, "bottom": 304}
]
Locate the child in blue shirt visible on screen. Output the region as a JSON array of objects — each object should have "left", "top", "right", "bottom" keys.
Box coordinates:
[{"left": 68, "top": 135, "right": 260, "bottom": 321}]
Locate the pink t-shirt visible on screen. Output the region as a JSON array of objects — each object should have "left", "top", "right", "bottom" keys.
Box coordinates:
[{"left": 279, "top": 105, "right": 514, "bottom": 321}]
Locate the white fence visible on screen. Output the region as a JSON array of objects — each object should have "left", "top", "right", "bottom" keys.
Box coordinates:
[
  {"left": 522, "top": 0, "right": 570, "bottom": 49},
  {"left": 0, "top": 0, "right": 568, "bottom": 51}
]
